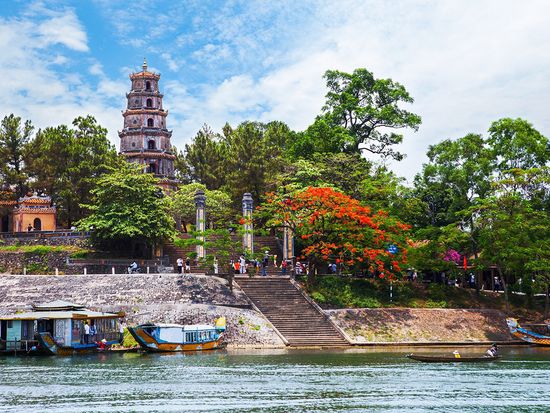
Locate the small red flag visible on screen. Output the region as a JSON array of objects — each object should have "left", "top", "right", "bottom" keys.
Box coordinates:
[{"left": 463, "top": 256, "right": 467, "bottom": 271}]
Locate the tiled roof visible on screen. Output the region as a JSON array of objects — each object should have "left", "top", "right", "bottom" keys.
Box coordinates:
[{"left": 130, "top": 71, "right": 160, "bottom": 80}]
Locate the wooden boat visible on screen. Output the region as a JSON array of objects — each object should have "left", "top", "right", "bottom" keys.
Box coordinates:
[
  {"left": 0, "top": 300, "right": 123, "bottom": 356},
  {"left": 407, "top": 354, "right": 501, "bottom": 363},
  {"left": 128, "top": 317, "right": 226, "bottom": 352},
  {"left": 506, "top": 318, "right": 550, "bottom": 346}
]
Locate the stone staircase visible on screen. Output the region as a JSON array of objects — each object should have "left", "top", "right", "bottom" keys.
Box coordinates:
[{"left": 235, "top": 277, "right": 350, "bottom": 347}]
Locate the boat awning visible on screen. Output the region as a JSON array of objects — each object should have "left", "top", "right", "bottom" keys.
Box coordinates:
[{"left": 0, "top": 310, "right": 120, "bottom": 321}]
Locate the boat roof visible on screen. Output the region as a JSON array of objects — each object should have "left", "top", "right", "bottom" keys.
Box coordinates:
[
  {"left": 32, "top": 300, "right": 86, "bottom": 311},
  {"left": 139, "top": 323, "right": 216, "bottom": 330},
  {"left": 0, "top": 309, "right": 120, "bottom": 321}
]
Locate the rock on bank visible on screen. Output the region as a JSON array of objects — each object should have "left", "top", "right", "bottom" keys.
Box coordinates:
[{"left": 0, "top": 274, "right": 284, "bottom": 348}]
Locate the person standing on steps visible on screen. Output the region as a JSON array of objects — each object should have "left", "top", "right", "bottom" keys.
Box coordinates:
[
  {"left": 262, "top": 251, "right": 269, "bottom": 276},
  {"left": 185, "top": 257, "right": 191, "bottom": 274},
  {"left": 239, "top": 255, "right": 247, "bottom": 274},
  {"left": 176, "top": 257, "right": 184, "bottom": 274}
]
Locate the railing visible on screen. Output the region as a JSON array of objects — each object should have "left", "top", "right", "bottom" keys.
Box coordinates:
[
  {"left": 0, "top": 230, "right": 89, "bottom": 239},
  {"left": 76, "top": 332, "right": 120, "bottom": 344},
  {"left": 67, "top": 257, "right": 169, "bottom": 266},
  {"left": 0, "top": 339, "right": 39, "bottom": 353}
]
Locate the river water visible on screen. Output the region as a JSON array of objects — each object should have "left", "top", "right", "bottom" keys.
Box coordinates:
[{"left": 0, "top": 346, "right": 549, "bottom": 412}]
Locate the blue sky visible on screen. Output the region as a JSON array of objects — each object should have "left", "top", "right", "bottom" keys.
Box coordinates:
[{"left": 1, "top": 0, "right": 550, "bottom": 181}]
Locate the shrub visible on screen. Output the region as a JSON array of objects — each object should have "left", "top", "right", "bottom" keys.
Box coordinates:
[
  {"left": 425, "top": 299, "right": 447, "bottom": 308},
  {"left": 428, "top": 283, "right": 447, "bottom": 301},
  {"left": 25, "top": 263, "right": 49, "bottom": 275},
  {"left": 311, "top": 292, "right": 327, "bottom": 303},
  {"left": 353, "top": 297, "right": 382, "bottom": 308}
]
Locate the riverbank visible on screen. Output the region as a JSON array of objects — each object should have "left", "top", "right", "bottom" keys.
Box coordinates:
[
  {"left": 0, "top": 274, "right": 518, "bottom": 347},
  {"left": 328, "top": 308, "right": 513, "bottom": 344}
]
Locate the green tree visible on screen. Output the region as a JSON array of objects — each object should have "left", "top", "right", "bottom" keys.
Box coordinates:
[
  {"left": 25, "top": 125, "right": 73, "bottom": 204},
  {"left": 77, "top": 161, "right": 175, "bottom": 252},
  {"left": 25, "top": 116, "right": 118, "bottom": 226},
  {"left": 0, "top": 114, "right": 34, "bottom": 196},
  {"left": 221, "top": 121, "right": 291, "bottom": 205},
  {"left": 178, "top": 125, "right": 227, "bottom": 189},
  {"left": 320, "top": 68, "right": 421, "bottom": 160},
  {"left": 170, "top": 183, "right": 233, "bottom": 231}
]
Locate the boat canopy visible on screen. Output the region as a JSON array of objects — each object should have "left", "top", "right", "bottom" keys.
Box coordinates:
[
  {"left": 32, "top": 300, "right": 86, "bottom": 311},
  {"left": 0, "top": 309, "right": 120, "bottom": 321},
  {"left": 140, "top": 323, "right": 219, "bottom": 331}
]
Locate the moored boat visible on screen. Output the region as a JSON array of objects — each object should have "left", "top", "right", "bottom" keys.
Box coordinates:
[
  {"left": 128, "top": 318, "right": 226, "bottom": 352},
  {"left": 407, "top": 354, "right": 501, "bottom": 363},
  {"left": 506, "top": 318, "right": 550, "bottom": 346},
  {"left": 0, "top": 300, "right": 123, "bottom": 355}
]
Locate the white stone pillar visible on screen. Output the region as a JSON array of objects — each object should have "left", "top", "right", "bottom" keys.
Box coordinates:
[
  {"left": 195, "top": 190, "right": 206, "bottom": 259},
  {"left": 242, "top": 193, "right": 254, "bottom": 254}
]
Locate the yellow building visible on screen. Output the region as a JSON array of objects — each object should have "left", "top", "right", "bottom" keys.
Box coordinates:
[{"left": 0, "top": 193, "right": 57, "bottom": 232}]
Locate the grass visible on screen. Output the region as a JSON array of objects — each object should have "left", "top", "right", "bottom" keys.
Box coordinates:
[
  {"left": 304, "top": 274, "right": 545, "bottom": 316},
  {"left": 0, "top": 245, "right": 89, "bottom": 255}
]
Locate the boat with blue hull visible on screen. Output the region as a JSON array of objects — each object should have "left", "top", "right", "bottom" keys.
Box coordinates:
[
  {"left": 0, "top": 301, "right": 123, "bottom": 355},
  {"left": 507, "top": 318, "right": 550, "bottom": 346}
]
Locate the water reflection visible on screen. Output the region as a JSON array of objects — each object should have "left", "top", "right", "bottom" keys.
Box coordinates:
[{"left": 0, "top": 347, "right": 548, "bottom": 412}]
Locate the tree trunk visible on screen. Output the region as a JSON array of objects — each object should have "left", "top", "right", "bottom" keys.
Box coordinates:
[{"left": 497, "top": 266, "right": 510, "bottom": 312}]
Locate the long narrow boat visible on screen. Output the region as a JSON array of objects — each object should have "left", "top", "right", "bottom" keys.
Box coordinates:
[
  {"left": 506, "top": 318, "right": 550, "bottom": 346},
  {"left": 128, "top": 317, "right": 226, "bottom": 352},
  {"left": 407, "top": 354, "right": 501, "bottom": 363}
]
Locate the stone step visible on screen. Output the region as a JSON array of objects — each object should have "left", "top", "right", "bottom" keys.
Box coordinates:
[{"left": 236, "top": 278, "right": 349, "bottom": 347}]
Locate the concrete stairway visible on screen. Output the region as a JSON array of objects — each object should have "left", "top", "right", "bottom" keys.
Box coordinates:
[{"left": 236, "top": 277, "right": 350, "bottom": 347}]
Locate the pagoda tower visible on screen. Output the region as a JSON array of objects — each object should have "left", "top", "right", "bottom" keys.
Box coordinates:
[{"left": 119, "top": 59, "right": 177, "bottom": 192}]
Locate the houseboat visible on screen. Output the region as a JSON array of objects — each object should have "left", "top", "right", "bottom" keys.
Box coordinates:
[
  {"left": 0, "top": 300, "right": 123, "bottom": 355},
  {"left": 128, "top": 317, "right": 226, "bottom": 352}
]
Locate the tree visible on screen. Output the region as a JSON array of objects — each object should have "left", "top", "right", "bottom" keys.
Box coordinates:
[
  {"left": 0, "top": 114, "right": 34, "bottom": 196},
  {"left": 221, "top": 121, "right": 291, "bottom": 206},
  {"left": 260, "top": 187, "right": 410, "bottom": 278},
  {"left": 170, "top": 183, "right": 233, "bottom": 231},
  {"left": 286, "top": 117, "right": 351, "bottom": 160},
  {"left": 320, "top": 68, "right": 421, "bottom": 160},
  {"left": 77, "top": 161, "right": 176, "bottom": 252},
  {"left": 178, "top": 125, "right": 226, "bottom": 189},
  {"left": 25, "top": 124, "right": 73, "bottom": 204},
  {"left": 488, "top": 118, "right": 550, "bottom": 172},
  {"left": 25, "top": 116, "right": 118, "bottom": 226}
]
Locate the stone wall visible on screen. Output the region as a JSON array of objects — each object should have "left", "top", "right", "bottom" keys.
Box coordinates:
[
  {"left": 327, "top": 308, "right": 513, "bottom": 343},
  {"left": 0, "top": 251, "right": 70, "bottom": 274},
  {"left": 0, "top": 235, "right": 89, "bottom": 247},
  {"left": 0, "top": 274, "right": 284, "bottom": 348}
]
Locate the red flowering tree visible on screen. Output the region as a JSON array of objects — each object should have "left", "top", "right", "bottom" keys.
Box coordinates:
[{"left": 260, "top": 187, "right": 410, "bottom": 278}]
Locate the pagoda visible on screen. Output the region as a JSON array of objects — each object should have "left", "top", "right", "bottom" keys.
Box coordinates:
[{"left": 119, "top": 59, "right": 177, "bottom": 192}]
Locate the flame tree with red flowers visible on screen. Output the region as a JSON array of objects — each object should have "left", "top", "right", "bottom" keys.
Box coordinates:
[{"left": 260, "top": 187, "right": 410, "bottom": 280}]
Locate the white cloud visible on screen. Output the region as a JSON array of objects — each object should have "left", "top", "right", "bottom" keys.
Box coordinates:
[
  {"left": 0, "top": 7, "right": 121, "bottom": 149},
  {"left": 89, "top": 62, "right": 104, "bottom": 76},
  {"left": 36, "top": 10, "right": 89, "bottom": 51},
  {"left": 4, "top": 0, "right": 550, "bottom": 186},
  {"left": 164, "top": 0, "right": 550, "bottom": 183}
]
